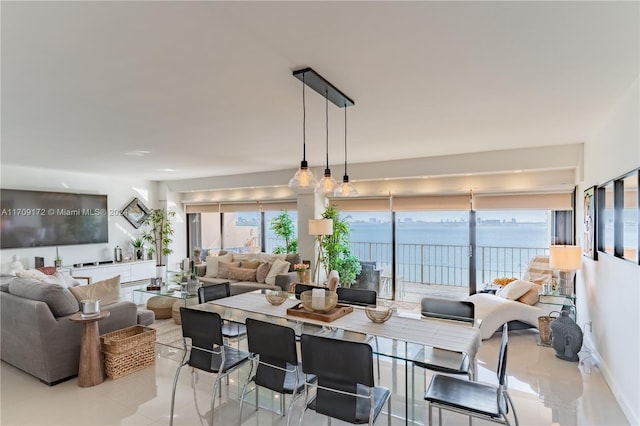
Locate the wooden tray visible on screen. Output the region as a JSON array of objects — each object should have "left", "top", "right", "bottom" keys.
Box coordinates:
[{"left": 286, "top": 303, "right": 353, "bottom": 322}]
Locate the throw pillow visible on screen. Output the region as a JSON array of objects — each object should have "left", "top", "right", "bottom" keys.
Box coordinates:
[
  {"left": 517, "top": 284, "right": 542, "bottom": 305},
  {"left": 69, "top": 275, "right": 121, "bottom": 306},
  {"left": 8, "top": 277, "right": 79, "bottom": 317},
  {"left": 496, "top": 279, "right": 534, "bottom": 301},
  {"left": 265, "top": 259, "right": 291, "bottom": 285},
  {"left": 285, "top": 253, "right": 301, "bottom": 272},
  {"left": 15, "top": 269, "right": 49, "bottom": 281},
  {"left": 240, "top": 260, "right": 260, "bottom": 269},
  {"left": 256, "top": 263, "right": 271, "bottom": 284},
  {"left": 217, "top": 261, "right": 240, "bottom": 279},
  {"left": 229, "top": 266, "right": 257, "bottom": 282},
  {"left": 205, "top": 253, "right": 232, "bottom": 277},
  {"left": 522, "top": 255, "right": 553, "bottom": 285}
]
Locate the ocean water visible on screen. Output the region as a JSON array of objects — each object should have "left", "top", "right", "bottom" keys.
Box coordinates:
[
  {"left": 349, "top": 221, "right": 550, "bottom": 247},
  {"left": 348, "top": 221, "right": 551, "bottom": 285}
]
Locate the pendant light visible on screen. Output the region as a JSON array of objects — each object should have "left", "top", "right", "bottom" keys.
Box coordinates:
[
  {"left": 288, "top": 72, "right": 317, "bottom": 190},
  {"left": 316, "top": 88, "right": 338, "bottom": 194},
  {"left": 334, "top": 104, "right": 358, "bottom": 197}
]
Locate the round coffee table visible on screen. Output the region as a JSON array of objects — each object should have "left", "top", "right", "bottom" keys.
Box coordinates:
[{"left": 69, "top": 311, "right": 111, "bottom": 387}]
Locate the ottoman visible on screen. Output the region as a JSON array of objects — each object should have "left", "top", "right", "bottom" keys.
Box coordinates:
[
  {"left": 172, "top": 297, "right": 199, "bottom": 325},
  {"left": 137, "top": 309, "right": 155, "bottom": 326},
  {"left": 146, "top": 296, "right": 174, "bottom": 320}
]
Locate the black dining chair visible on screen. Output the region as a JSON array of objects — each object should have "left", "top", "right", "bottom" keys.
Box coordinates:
[
  {"left": 294, "top": 283, "right": 328, "bottom": 299},
  {"left": 411, "top": 297, "right": 475, "bottom": 421},
  {"left": 424, "top": 322, "right": 518, "bottom": 426},
  {"left": 299, "top": 334, "right": 391, "bottom": 426},
  {"left": 239, "top": 318, "right": 314, "bottom": 426},
  {"left": 331, "top": 287, "right": 381, "bottom": 379},
  {"left": 198, "top": 283, "right": 247, "bottom": 343},
  {"left": 169, "top": 308, "right": 251, "bottom": 426}
]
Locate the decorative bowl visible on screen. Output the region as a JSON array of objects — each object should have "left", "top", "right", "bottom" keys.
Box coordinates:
[
  {"left": 300, "top": 290, "right": 338, "bottom": 313},
  {"left": 264, "top": 290, "right": 289, "bottom": 305},
  {"left": 365, "top": 305, "right": 393, "bottom": 323}
]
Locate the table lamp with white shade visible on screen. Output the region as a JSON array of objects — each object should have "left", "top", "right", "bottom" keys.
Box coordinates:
[
  {"left": 549, "top": 245, "right": 582, "bottom": 296},
  {"left": 309, "top": 219, "right": 333, "bottom": 284}
]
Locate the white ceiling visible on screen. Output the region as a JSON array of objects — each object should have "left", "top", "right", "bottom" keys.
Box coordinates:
[{"left": 2, "top": 1, "right": 638, "bottom": 183}]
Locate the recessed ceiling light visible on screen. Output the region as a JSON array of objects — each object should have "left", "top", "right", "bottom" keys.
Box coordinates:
[
  {"left": 124, "top": 150, "right": 151, "bottom": 157},
  {"left": 514, "top": 170, "right": 522, "bottom": 173},
  {"left": 159, "top": 168, "right": 176, "bottom": 172}
]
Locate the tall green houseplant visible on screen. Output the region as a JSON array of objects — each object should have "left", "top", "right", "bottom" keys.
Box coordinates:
[
  {"left": 141, "top": 209, "right": 176, "bottom": 267},
  {"left": 321, "top": 205, "right": 361, "bottom": 286},
  {"left": 270, "top": 209, "right": 298, "bottom": 254}
]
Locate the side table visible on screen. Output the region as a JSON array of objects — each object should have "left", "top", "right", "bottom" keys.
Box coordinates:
[{"left": 69, "top": 311, "right": 111, "bottom": 387}]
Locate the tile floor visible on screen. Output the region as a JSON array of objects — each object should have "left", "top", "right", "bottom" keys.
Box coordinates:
[{"left": 0, "top": 328, "right": 629, "bottom": 426}]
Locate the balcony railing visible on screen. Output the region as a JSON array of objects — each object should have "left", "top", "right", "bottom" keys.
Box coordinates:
[
  {"left": 266, "top": 238, "right": 548, "bottom": 288},
  {"left": 350, "top": 241, "right": 548, "bottom": 287}
]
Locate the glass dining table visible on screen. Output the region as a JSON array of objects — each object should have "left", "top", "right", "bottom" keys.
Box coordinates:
[{"left": 189, "top": 290, "right": 482, "bottom": 425}]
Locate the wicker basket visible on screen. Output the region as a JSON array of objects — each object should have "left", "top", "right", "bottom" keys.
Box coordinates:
[
  {"left": 101, "top": 325, "right": 156, "bottom": 379},
  {"left": 538, "top": 311, "right": 559, "bottom": 345}
]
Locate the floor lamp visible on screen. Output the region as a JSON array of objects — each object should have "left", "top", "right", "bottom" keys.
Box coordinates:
[
  {"left": 549, "top": 245, "right": 582, "bottom": 296},
  {"left": 309, "top": 219, "right": 333, "bottom": 284}
]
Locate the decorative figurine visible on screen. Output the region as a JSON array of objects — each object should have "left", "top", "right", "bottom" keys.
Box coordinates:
[{"left": 550, "top": 310, "right": 583, "bottom": 362}]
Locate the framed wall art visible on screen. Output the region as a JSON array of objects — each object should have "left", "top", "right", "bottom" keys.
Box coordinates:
[
  {"left": 583, "top": 186, "right": 597, "bottom": 260},
  {"left": 122, "top": 197, "right": 150, "bottom": 229}
]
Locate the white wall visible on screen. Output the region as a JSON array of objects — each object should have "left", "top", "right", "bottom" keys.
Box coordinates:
[
  {"left": 0, "top": 165, "right": 157, "bottom": 272},
  {"left": 577, "top": 78, "right": 639, "bottom": 425}
]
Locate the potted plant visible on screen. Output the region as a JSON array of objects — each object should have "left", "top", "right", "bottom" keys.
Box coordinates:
[
  {"left": 141, "top": 209, "right": 176, "bottom": 278},
  {"left": 320, "top": 205, "right": 361, "bottom": 286},
  {"left": 131, "top": 238, "right": 144, "bottom": 261},
  {"left": 270, "top": 209, "right": 298, "bottom": 254}
]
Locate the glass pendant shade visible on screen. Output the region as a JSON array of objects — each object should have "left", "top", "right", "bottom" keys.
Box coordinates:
[
  {"left": 289, "top": 161, "right": 317, "bottom": 189},
  {"left": 334, "top": 176, "right": 358, "bottom": 197},
  {"left": 317, "top": 170, "right": 338, "bottom": 193}
]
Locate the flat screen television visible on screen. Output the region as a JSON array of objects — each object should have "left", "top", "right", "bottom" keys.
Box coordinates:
[{"left": 1, "top": 189, "right": 109, "bottom": 249}]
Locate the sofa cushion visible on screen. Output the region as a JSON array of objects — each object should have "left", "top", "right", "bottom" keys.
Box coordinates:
[
  {"left": 257, "top": 253, "right": 287, "bottom": 264},
  {"left": 205, "top": 253, "right": 233, "bottom": 277},
  {"left": 229, "top": 266, "right": 257, "bottom": 282},
  {"left": 256, "top": 263, "right": 271, "bottom": 284},
  {"left": 69, "top": 275, "right": 121, "bottom": 306},
  {"left": 240, "top": 260, "right": 260, "bottom": 269},
  {"left": 265, "top": 259, "right": 290, "bottom": 285},
  {"left": 8, "top": 277, "right": 79, "bottom": 317},
  {"left": 218, "top": 261, "right": 240, "bottom": 279}
]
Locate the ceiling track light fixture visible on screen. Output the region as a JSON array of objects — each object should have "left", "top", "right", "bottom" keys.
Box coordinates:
[
  {"left": 290, "top": 68, "right": 354, "bottom": 193},
  {"left": 334, "top": 104, "right": 358, "bottom": 197}
]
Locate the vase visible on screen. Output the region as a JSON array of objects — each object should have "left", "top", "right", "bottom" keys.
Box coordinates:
[
  {"left": 304, "top": 269, "right": 311, "bottom": 283},
  {"left": 297, "top": 271, "right": 305, "bottom": 283},
  {"left": 156, "top": 265, "right": 166, "bottom": 279},
  {"left": 550, "top": 310, "right": 583, "bottom": 362}
]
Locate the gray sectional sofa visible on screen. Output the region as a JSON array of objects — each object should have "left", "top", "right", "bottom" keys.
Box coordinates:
[{"left": 1, "top": 276, "right": 139, "bottom": 385}]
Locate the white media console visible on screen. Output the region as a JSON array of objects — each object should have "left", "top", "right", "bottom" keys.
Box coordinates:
[{"left": 70, "top": 260, "right": 155, "bottom": 284}]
